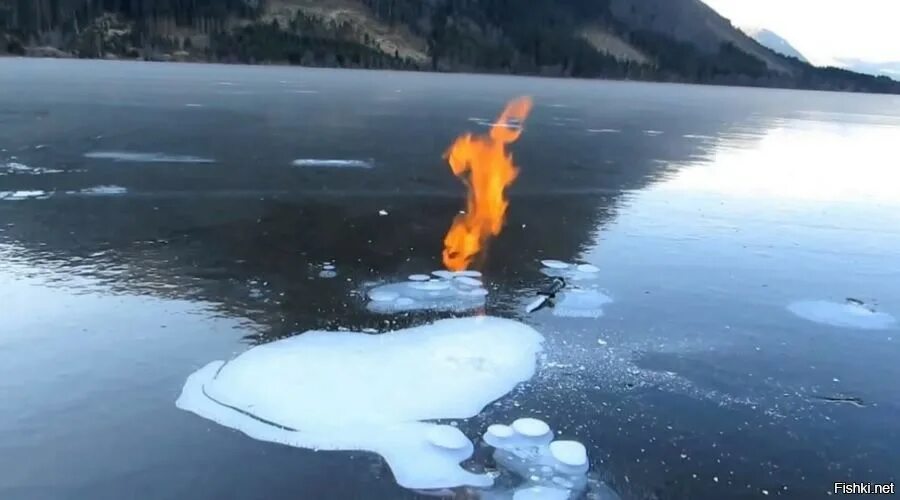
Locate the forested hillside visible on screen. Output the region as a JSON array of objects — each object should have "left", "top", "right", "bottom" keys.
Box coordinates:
[{"left": 1, "top": 0, "right": 897, "bottom": 94}]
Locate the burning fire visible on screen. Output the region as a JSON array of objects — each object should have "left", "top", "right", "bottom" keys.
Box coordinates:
[{"left": 442, "top": 97, "right": 533, "bottom": 271}]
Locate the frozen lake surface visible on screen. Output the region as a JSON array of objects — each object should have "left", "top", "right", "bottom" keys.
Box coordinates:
[{"left": 1, "top": 59, "right": 899, "bottom": 499}]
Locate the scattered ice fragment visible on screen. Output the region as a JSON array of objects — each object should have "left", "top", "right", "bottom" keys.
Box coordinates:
[
  {"left": 177, "top": 317, "right": 544, "bottom": 490},
  {"left": 576, "top": 264, "right": 599, "bottom": 273},
  {"left": 408, "top": 274, "right": 431, "bottom": 282},
  {"left": 788, "top": 300, "right": 896, "bottom": 330},
  {"left": 597, "top": 338, "right": 608, "bottom": 346},
  {"left": 379, "top": 209, "right": 389, "bottom": 216},
  {"left": 79, "top": 185, "right": 127, "bottom": 196},
  {"left": 291, "top": 159, "right": 374, "bottom": 169},
  {"left": 84, "top": 152, "right": 215, "bottom": 163},
  {"left": 541, "top": 260, "right": 570, "bottom": 269},
  {"left": 0, "top": 162, "right": 63, "bottom": 175}
]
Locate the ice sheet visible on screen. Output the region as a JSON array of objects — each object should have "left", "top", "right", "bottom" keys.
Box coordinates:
[
  {"left": 366, "top": 271, "right": 488, "bottom": 314},
  {"left": 176, "top": 317, "right": 544, "bottom": 490},
  {"left": 788, "top": 300, "right": 896, "bottom": 330}
]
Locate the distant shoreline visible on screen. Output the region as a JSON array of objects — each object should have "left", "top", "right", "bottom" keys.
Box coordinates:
[{"left": 4, "top": 53, "right": 899, "bottom": 97}]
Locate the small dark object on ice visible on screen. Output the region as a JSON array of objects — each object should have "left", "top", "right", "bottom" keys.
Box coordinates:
[{"left": 525, "top": 277, "right": 566, "bottom": 313}]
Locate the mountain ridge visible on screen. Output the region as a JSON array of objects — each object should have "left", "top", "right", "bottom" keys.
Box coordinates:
[{"left": 1, "top": 0, "right": 897, "bottom": 94}]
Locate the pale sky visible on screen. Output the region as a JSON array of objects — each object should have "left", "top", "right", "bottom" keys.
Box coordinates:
[{"left": 701, "top": 0, "right": 900, "bottom": 67}]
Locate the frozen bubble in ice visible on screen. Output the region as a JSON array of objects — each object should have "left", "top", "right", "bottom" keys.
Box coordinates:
[
  {"left": 410, "top": 280, "right": 451, "bottom": 291},
  {"left": 379, "top": 209, "right": 389, "bottom": 216},
  {"left": 370, "top": 290, "right": 400, "bottom": 302},
  {"left": 84, "top": 151, "right": 215, "bottom": 163},
  {"left": 79, "top": 185, "right": 127, "bottom": 196},
  {"left": 576, "top": 264, "right": 599, "bottom": 274},
  {"left": 549, "top": 441, "right": 587, "bottom": 467},
  {"left": 177, "top": 317, "right": 544, "bottom": 490},
  {"left": 455, "top": 270, "right": 483, "bottom": 278},
  {"left": 395, "top": 298, "right": 415, "bottom": 307},
  {"left": 432, "top": 270, "right": 456, "bottom": 280},
  {"left": 553, "top": 289, "right": 612, "bottom": 319},
  {"left": 409, "top": 274, "right": 431, "bottom": 282},
  {"left": 427, "top": 425, "right": 471, "bottom": 451},
  {"left": 512, "top": 486, "right": 571, "bottom": 500},
  {"left": 541, "top": 260, "right": 570, "bottom": 269},
  {"left": 512, "top": 418, "right": 551, "bottom": 438},
  {"left": 323, "top": 264, "right": 336, "bottom": 270},
  {"left": 291, "top": 158, "right": 373, "bottom": 169},
  {"left": 454, "top": 276, "right": 483, "bottom": 287},
  {"left": 788, "top": 300, "right": 896, "bottom": 330},
  {"left": 487, "top": 424, "right": 515, "bottom": 439},
  {"left": 319, "top": 270, "right": 338, "bottom": 279},
  {"left": 0, "top": 190, "right": 51, "bottom": 201}
]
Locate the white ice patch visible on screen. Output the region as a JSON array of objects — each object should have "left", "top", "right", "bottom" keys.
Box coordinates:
[
  {"left": 788, "top": 300, "right": 897, "bottom": 330},
  {"left": 79, "top": 185, "right": 127, "bottom": 196},
  {"left": 643, "top": 130, "right": 663, "bottom": 136},
  {"left": 366, "top": 270, "right": 488, "bottom": 314},
  {"left": 0, "top": 162, "right": 63, "bottom": 175},
  {"left": 0, "top": 190, "right": 51, "bottom": 201},
  {"left": 291, "top": 158, "right": 374, "bottom": 169},
  {"left": 176, "top": 317, "right": 544, "bottom": 490},
  {"left": 84, "top": 152, "right": 215, "bottom": 163},
  {"left": 587, "top": 129, "right": 621, "bottom": 134}
]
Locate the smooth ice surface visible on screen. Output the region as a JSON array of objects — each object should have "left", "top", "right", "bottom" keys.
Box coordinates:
[
  {"left": 177, "top": 317, "right": 544, "bottom": 490},
  {"left": 79, "top": 185, "right": 128, "bottom": 196},
  {"left": 291, "top": 159, "right": 374, "bottom": 169},
  {"left": 84, "top": 151, "right": 215, "bottom": 163},
  {"left": 788, "top": 300, "right": 897, "bottom": 330},
  {"left": 366, "top": 272, "right": 487, "bottom": 314},
  {"left": 553, "top": 290, "right": 613, "bottom": 319}
]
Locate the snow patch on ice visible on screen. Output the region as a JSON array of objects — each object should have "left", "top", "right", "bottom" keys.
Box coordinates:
[
  {"left": 79, "top": 185, "right": 127, "bottom": 196},
  {"left": 291, "top": 158, "right": 374, "bottom": 169},
  {"left": 84, "top": 151, "right": 215, "bottom": 163},
  {"left": 366, "top": 271, "right": 488, "bottom": 314},
  {"left": 0, "top": 162, "right": 63, "bottom": 175},
  {"left": 0, "top": 190, "right": 51, "bottom": 201},
  {"left": 788, "top": 300, "right": 896, "bottom": 330},
  {"left": 176, "top": 317, "right": 544, "bottom": 490}
]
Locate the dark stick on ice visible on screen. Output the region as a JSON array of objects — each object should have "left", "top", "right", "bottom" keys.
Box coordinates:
[{"left": 525, "top": 277, "right": 566, "bottom": 313}]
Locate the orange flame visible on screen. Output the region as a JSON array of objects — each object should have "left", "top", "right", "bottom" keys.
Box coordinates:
[{"left": 442, "top": 97, "right": 533, "bottom": 271}]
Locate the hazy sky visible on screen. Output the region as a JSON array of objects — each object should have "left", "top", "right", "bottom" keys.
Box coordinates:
[{"left": 701, "top": 0, "right": 900, "bottom": 66}]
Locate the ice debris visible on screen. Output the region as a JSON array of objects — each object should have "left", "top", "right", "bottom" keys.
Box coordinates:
[
  {"left": 0, "top": 162, "right": 63, "bottom": 175},
  {"left": 176, "top": 316, "right": 544, "bottom": 490},
  {"left": 78, "top": 185, "right": 127, "bottom": 196},
  {"left": 0, "top": 190, "right": 51, "bottom": 201},
  {"left": 788, "top": 299, "right": 896, "bottom": 330},
  {"left": 366, "top": 270, "right": 488, "bottom": 314}
]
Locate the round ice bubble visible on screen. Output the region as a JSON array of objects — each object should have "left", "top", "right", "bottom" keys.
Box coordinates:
[
  {"left": 410, "top": 280, "right": 451, "bottom": 291},
  {"left": 409, "top": 274, "right": 431, "bottom": 282},
  {"left": 454, "top": 276, "right": 483, "bottom": 287},
  {"left": 512, "top": 418, "right": 551, "bottom": 438},
  {"left": 541, "top": 260, "right": 569, "bottom": 269},
  {"left": 487, "top": 424, "right": 514, "bottom": 439},
  {"left": 427, "top": 425, "right": 471, "bottom": 451},
  {"left": 549, "top": 441, "right": 587, "bottom": 467},
  {"left": 370, "top": 290, "right": 400, "bottom": 302},
  {"left": 432, "top": 270, "right": 456, "bottom": 279},
  {"left": 455, "top": 270, "right": 483, "bottom": 278},
  {"left": 576, "top": 264, "right": 599, "bottom": 273}
]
